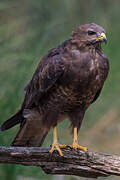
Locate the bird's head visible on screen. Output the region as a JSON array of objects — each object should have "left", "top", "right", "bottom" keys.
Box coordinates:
[{"left": 71, "top": 23, "right": 107, "bottom": 49}]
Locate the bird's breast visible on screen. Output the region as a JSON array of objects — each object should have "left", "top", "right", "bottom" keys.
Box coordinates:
[
  {"left": 42, "top": 51, "right": 109, "bottom": 112},
  {"left": 58, "top": 51, "right": 108, "bottom": 106}
]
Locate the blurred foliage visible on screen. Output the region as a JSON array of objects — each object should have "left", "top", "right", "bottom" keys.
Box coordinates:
[{"left": 0, "top": 0, "right": 120, "bottom": 180}]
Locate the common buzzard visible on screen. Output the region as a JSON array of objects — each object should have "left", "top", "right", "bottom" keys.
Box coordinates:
[{"left": 1, "top": 23, "right": 109, "bottom": 156}]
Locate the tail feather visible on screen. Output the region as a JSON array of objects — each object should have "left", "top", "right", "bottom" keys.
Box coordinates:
[
  {"left": 11, "top": 109, "right": 49, "bottom": 147},
  {"left": 0, "top": 110, "right": 23, "bottom": 131}
]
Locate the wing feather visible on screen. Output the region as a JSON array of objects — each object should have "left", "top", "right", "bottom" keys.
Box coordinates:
[{"left": 23, "top": 50, "right": 65, "bottom": 109}]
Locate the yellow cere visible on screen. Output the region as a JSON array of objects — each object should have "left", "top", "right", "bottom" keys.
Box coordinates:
[{"left": 100, "top": 32, "right": 106, "bottom": 38}]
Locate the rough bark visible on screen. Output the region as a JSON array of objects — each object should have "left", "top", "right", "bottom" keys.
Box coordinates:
[{"left": 0, "top": 146, "right": 120, "bottom": 178}]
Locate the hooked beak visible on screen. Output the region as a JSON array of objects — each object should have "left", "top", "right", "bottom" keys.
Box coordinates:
[
  {"left": 99, "top": 32, "right": 107, "bottom": 44},
  {"left": 92, "top": 32, "right": 107, "bottom": 44}
]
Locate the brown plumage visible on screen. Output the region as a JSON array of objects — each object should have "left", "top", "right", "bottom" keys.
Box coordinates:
[{"left": 1, "top": 23, "right": 109, "bottom": 151}]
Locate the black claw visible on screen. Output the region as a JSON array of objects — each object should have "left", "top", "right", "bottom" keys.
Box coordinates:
[
  {"left": 78, "top": 149, "right": 85, "bottom": 153},
  {"left": 66, "top": 145, "right": 72, "bottom": 149}
]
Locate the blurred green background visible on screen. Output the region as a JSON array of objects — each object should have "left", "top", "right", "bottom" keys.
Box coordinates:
[{"left": 0, "top": 0, "right": 120, "bottom": 180}]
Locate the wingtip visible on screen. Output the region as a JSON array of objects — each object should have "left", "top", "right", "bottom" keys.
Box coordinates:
[{"left": 0, "top": 125, "right": 6, "bottom": 131}]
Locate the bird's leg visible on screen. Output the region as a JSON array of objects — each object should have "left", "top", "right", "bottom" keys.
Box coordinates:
[
  {"left": 49, "top": 126, "right": 66, "bottom": 156},
  {"left": 70, "top": 127, "right": 87, "bottom": 152}
]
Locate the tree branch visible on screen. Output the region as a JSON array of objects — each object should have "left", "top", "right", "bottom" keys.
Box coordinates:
[{"left": 0, "top": 146, "right": 120, "bottom": 178}]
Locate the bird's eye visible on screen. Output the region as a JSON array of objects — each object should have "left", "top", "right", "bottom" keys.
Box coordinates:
[{"left": 88, "top": 30, "right": 96, "bottom": 35}]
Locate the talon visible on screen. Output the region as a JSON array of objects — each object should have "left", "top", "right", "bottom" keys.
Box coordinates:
[
  {"left": 59, "top": 144, "right": 67, "bottom": 149},
  {"left": 66, "top": 145, "right": 72, "bottom": 149},
  {"left": 70, "top": 143, "right": 87, "bottom": 152},
  {"left": 70, "top": 127, "right": 88, "bottom": 153},
  {"left": 78, "top": 145, "right": 87, "bottom": 152},
  {"left": 49, "top": 143, "right": 63, "bottom": 156},
  {"left": 50, "top": 126, "right": 68, "bottom": 156}
]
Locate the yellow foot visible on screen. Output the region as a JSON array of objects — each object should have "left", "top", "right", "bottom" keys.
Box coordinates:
[
  {"left": 69, "top": 143, "right": 87, "bottom": 152},
  {"left": 49, "top": 144, "right": 67, "bottom": 156}
]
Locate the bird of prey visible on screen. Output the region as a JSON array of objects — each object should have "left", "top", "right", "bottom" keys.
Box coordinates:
[{"left": 1, "top": 23, "right": 109, "bottom": 156}]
